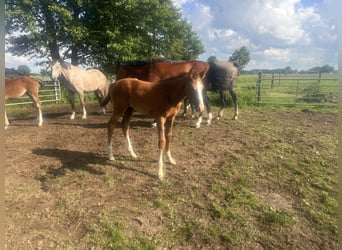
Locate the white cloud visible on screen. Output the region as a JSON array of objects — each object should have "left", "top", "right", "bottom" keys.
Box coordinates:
[
  {"left": 5, "top": 52, "right": 42, "bottom": 73},
  {"left": 174, "top": 0, "right": 338, "bottom": 70}
]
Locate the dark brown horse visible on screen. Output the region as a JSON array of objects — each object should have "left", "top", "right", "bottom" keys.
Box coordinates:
[
  {"left": 116, "top": 59, "right": 209, "bottom": 82},
  {"left": 183, "top": 61, "right": 239, "bottom": 124},
  {"left": 105, "top": 66, "right": 205, "bottom": 180},
  {"left": 5, "top": 76, "right": 43, "bottom": 129}
]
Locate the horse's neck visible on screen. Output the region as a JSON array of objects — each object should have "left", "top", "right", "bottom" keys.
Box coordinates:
[{"left": 160, "top": 76, "right": 188, "bottom": 103}]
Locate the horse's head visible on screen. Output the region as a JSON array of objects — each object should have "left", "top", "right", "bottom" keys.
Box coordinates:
[
  {"left": 187, "top": 66, "right": 205, "bottom": 113},
  {"left": 51, "top": 60, "right": 62, "bottom": 80}
]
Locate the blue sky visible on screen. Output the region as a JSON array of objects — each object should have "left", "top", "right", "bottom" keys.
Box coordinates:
[
  {"left": 5, "top": 0, "right": 338, "bottom": 72},
  {"left": 172, "top": 0, "right": 338, "bottom": 70}
]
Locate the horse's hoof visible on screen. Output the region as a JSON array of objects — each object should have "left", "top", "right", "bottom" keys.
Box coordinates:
[{"left": 109, "top": 156, "right": 115, "bottom": 161}]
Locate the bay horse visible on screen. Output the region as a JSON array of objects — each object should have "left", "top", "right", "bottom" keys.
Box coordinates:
[
  {"left": 51, "top": 59, "right": 109, "bottom": 119},
  {"left": 104, "top": 66, "right": 205, "bottom": 180},
  {"left": 101, "top": 59, "right": 209, "bottom": 127},
  {"left": 183, "top": 61, "right": 239, "bottom": 123},
  {"left": 5, "top": 76, "right": 43, "bottom": 129}
]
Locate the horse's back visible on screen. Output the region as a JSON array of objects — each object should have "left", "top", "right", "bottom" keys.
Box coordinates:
[
  {"left": 5, "top": 76, "right": 39, "bottom": 98},
  {"left": 208, "top": 61, "right": 238, "bottom": 90}
]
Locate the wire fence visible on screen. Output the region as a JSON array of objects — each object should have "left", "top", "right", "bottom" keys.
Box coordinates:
[
  {"left": 255, "top": 73, "right": 338, "bottom": 106},
  {"left": 5, "top": 80, "right": 61, "bottom": 106}
]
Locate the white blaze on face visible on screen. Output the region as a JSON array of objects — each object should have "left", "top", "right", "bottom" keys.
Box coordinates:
[{"left": 195, "top": 79, "right": 205, "bottom": 112}]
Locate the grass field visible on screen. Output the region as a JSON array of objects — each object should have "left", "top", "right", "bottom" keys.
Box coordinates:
[{"left": 5, "top": 102, "right": 338, "bottom": 249}]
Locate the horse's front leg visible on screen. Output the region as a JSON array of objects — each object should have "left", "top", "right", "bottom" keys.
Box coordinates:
[
  {"left": 78, "top": 92, "right": 87, "bottom": 119},
  {"left": 67, "top": 90, "right": 77, "bottom": 119},
  {"left": 5, "top": 110, "right": 9, "bottom": 130},
  {"left": 156, "top": 116, "right": 166, "bottom": 180},
  {"left": 217, "top": 90, "right": 226, "bottom": 120},
  {"left": 204, "top": 92, "right": 213, "bottom": 125},
  {"left": 165, "top": 115, "right": 177, "bottom": 165},
  {"left": 122, "top": 107, "right": 137, "bottom": 158}
]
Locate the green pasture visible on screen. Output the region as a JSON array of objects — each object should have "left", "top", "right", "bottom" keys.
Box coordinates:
[{"left": 5, "top": 73, "right": 337, "bottom": 113}]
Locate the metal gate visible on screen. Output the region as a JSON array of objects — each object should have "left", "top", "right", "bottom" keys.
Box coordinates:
[
  {"left": 5, "top": 80, "right": 61, "bottom": 106},
  {"left": 255, "top": 73, "right": 338, "bottom": 106}
]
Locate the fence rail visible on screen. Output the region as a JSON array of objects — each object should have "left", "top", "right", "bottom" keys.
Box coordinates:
[
  {"left": 5, "top": 80, "right": 61, "bottom": 106},
  {"left": 255, "top": 73, "right": 338, "bottom": 106}
]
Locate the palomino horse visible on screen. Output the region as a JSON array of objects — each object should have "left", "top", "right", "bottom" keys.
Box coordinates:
[
  {"left": 104, "top": 66, "right": 205, "bottom": 180},
  {"left": 183, "top": 61, "right": 239, "bottom": 122},
  {"left": 51, "top": 59, "right": 109, "bottom": 119},
  {"left": 101, "top": 59, "right": 209, "bottom": 127},
  {"left": 5, "top": 76, "right": 43, "bottom": 129}
]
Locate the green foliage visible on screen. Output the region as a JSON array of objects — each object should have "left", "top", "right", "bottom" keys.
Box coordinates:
[
  {"left": 6, "top": 0, "right": 204, "bottom": 73},
  {"left": 207, "top": 55, "right": 218, "bottom": 62},
  {"left": 16, "top": 65, "right": 31, "bottom": 75},
  {"left": 229, "top": 45, "right": 250, "bottom": 71}
]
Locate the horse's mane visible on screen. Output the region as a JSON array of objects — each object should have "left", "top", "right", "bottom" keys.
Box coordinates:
[
  {"left": 121, "top": 58, "right": 170, "bottom": 66},
  {"left": 58, "top": 59, "right": 74, "bottom": 70}
]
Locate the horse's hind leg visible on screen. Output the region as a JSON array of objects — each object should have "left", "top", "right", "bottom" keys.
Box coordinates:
[
  {"left": 228, "top": 87, "right": 238, "bottom": 120},
  {"left": 122, "top": 107, "right": 137, "bottom": 158},
  {"left": 28, "top": 92, "right": 43, "bottom": 127},
  {"left": 107, "top": 113, "right": 120, "bottom": 161},
  {"left": 94, "top": 90, "right": 106, "bottom": 114}
]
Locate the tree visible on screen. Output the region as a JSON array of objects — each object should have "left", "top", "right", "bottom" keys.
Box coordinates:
[
  {"left": 17, "top": 65, "right": 31, "bottom": 75},
  {"left": 6, "top": 0, "right": 204, "bottom": 74},
  {"left": 207, "top": 55, "right": 218, "bottom": 62},
  {"left": 229, "top": 45, "right": 250, "bottom": 71}
]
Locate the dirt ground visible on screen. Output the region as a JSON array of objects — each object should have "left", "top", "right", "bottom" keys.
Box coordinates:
[{"left": 5, "top": 103, "right": 338, "bottom": 249}]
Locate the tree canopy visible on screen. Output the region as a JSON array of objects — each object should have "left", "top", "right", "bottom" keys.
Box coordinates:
[
  {"left": 229, "top": 45, "right": 250, "bottom": 71},
  {"left": 5, "top": 0, "right": 204, "bottom": 74}
]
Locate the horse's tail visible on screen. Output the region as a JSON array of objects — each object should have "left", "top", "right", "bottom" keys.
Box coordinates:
[
  {"left": 38, "top": 80, "right": 45, "bottom": 89},
  {"left": 100, "top": 94, "right": 111, "bottom": 107}
]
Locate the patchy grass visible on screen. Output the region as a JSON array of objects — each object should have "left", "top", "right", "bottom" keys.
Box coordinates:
[{"left": 5, "top": 104, "right": 337, "bottom": 249}]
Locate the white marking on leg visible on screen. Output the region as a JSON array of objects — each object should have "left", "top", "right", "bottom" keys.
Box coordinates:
[
  {"left": 195, "top": 116, "right": 202, "bottom": 128},
  {"left": 5, "top": 111, "right": 9, "bottom": 129},
  {"left": 70, "top": 111, "right": 76, "bottom": 120},
  {"left": 125, "top": 137, "right": 137, "bottom": 158},
  {"left": 37, "top": 111, "right": 43, "bottom": 127},
  {"left": 196, "top": 84, "right": 205, "bottom": 113},
  {"left": 206, "top": 112, "right": 212, "bottom": 125},
  {"left": 82, "top": 107, "right": 87, "bottom": 119},
  {"left": 107, "top": 141, "right": 115, "bottom": 161},
  {"left": 217, "top": 110, "right": 224, "bottom": 120},
  {"left": 166, "top": 151, "right": 176, "bottom": 165},
  {"left": 99, "top": 107, "right": 106, "bottom": 114},
  {"left": 233, "top": 106, "right": 239, "bottom": 120},
  {"left": 158, "top": 155, "right": 164, "bottom": 180}
]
